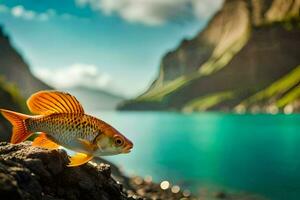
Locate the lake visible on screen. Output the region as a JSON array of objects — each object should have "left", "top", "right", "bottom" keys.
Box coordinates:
[{"left": 93, "top": 111, "right": 300, "bottom": 200}]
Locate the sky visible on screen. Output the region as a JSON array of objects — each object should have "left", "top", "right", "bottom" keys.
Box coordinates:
[{"left": 0, "top": 0, "right": 223, "bottom": 97}]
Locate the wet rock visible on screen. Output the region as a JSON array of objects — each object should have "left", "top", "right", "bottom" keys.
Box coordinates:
[
  {"left": 128, "top": 176, "right": 197, "bottom": 200},
  {"left": 0, "top": 142, "right": 128, "bottom": 200},
  {"left": 214, "top": 191, "right": 226, "bottom": 198}
]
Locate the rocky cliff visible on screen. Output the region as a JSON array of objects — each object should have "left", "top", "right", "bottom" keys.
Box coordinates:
[
  {"left": 0, "top": 26, "right": 51, "bottom": 98},
  {"left": 118, "top": 0, "right": 300, "bottom": 113}
]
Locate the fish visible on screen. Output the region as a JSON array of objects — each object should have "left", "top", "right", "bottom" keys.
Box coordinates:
[{"left": 0, "top": 90, "right": 133, "bottom": 167}]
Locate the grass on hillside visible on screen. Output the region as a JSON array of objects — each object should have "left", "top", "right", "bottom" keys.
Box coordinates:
[
  {"left": 182, "top": 91, "right": 235, "bottom": 112},
  {"left": 0, "top": 76, "right": 27, "bottom": 113},
  {"left": 240, "top": 66, "right": 300, "bottom": 107}
]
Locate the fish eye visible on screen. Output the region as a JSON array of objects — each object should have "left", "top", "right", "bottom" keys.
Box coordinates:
[{"left": 114, "top": 136, "right": 124, "bottom": 147}]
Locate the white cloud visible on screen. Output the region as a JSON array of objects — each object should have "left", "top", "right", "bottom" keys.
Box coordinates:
[
  {"left": 75, "top": 0, "right": 224, "bottom": 25},
  {"left": 34, "top": 64, "right": 112, "bottom": 90},
  {"left": 10, "top": 5, "right": 47, "bottom": 21},
  {"left": 11, "top": 6, "right": 23, "bottom": 17},
  {"left": 0, "top": 4, "right": 83, "bottom": 21}
]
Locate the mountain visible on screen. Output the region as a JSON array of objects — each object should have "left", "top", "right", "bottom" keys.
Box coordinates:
[
  {"left": 0, "top": 26, "right": 51, "bottom": 98},
  {"left": 64, "top": 86, "right": 125, "bottom": 111},
  {"left": 118, "top": 0, "right": 300, "bottom": 113},
  {"left": 0, "top": 25, "right": 52, "bottom": 140}
]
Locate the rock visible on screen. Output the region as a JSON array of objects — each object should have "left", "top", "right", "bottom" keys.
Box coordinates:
[
  {"left": 0, "top": 142, "right": 196, "bottom": 200},
  {"left": 127, "top": 176, "right": 197, "bottom": 200},
  {"left": 214, "top": 191, "right": 226, "bottom": 198},
  {"left": 0, "top": 142, "right": 128, "bottom": 200}
]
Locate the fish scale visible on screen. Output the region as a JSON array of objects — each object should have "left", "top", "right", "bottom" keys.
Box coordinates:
[{"left": 26, "top": 113, "right": 99, "bottom": 144}]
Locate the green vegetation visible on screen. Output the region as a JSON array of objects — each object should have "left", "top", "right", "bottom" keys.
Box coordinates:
[
  {"left": 136, "top": 75, "right": 194, "bottom": 102},
  {"left": 239, "top": 66, "right": 300, "bottom": 108},
  {"left": 183, "top": 91, "right": 235, "bottom": 112},
  {"left": 0, "top": 76, "right": 27, "bottom": 113},
  {"left": 277, "top": 85, "right": 300, "bottom": 108}
]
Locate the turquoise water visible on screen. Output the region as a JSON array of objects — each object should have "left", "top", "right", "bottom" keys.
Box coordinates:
[{"left": 94, "top": 112, "right": 300, "bottom": 200}]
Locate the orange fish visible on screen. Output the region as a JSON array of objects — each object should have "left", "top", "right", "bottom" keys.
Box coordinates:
[{"left": 0, "top": 90, "right": 133, "bottom": 167}]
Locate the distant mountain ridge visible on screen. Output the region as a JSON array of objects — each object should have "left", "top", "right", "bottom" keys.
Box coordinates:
[
  {"left": 0, "top": 26, "right": 51, "bottom": 98},
  {"left": 64, "top": 86, "right": 125, "bottom": 111},
  {"left": 118, "top": 0, "right": 300, "bottom": 113}
]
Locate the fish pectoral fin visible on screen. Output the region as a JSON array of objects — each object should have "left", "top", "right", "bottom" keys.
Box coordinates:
[
  {"left": 32, "top": 133, "right": 60, "bottom": 150},
  {"left": 77, "top": 138, "right": 96, "bottom": 151},
  {"left": 67, "top": 153, "right": 93, "bottom": 167}
]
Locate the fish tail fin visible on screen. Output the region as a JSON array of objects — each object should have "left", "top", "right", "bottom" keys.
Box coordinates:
[{"left": 0, "top": 109, "right": 33, "bottom": 144}]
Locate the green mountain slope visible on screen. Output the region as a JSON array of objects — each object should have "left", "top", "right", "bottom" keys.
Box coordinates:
[{"left": 235, "top": 66, "right": 300, "bottom": 113}]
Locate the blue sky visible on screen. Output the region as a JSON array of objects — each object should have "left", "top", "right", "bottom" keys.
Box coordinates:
[{"left": 0, "top": 0, "right": 223, "bottom": 97}]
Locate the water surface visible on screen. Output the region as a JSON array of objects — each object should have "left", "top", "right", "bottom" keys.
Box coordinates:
[{"left": 94, "top": 112, "right": 300, "bottom": 200}]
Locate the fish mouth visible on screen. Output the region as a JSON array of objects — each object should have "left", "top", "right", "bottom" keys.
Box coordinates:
[
  {"left": 123, "top": 149, "right": 131, "bottom": 153},
  {"left": 122, "top": 145, "right": 133, "bottom": 153}
]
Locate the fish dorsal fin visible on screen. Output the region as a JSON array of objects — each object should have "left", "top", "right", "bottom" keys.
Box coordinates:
[{"left": 27, "top": 90, "right": 84, "bottom": 115}]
